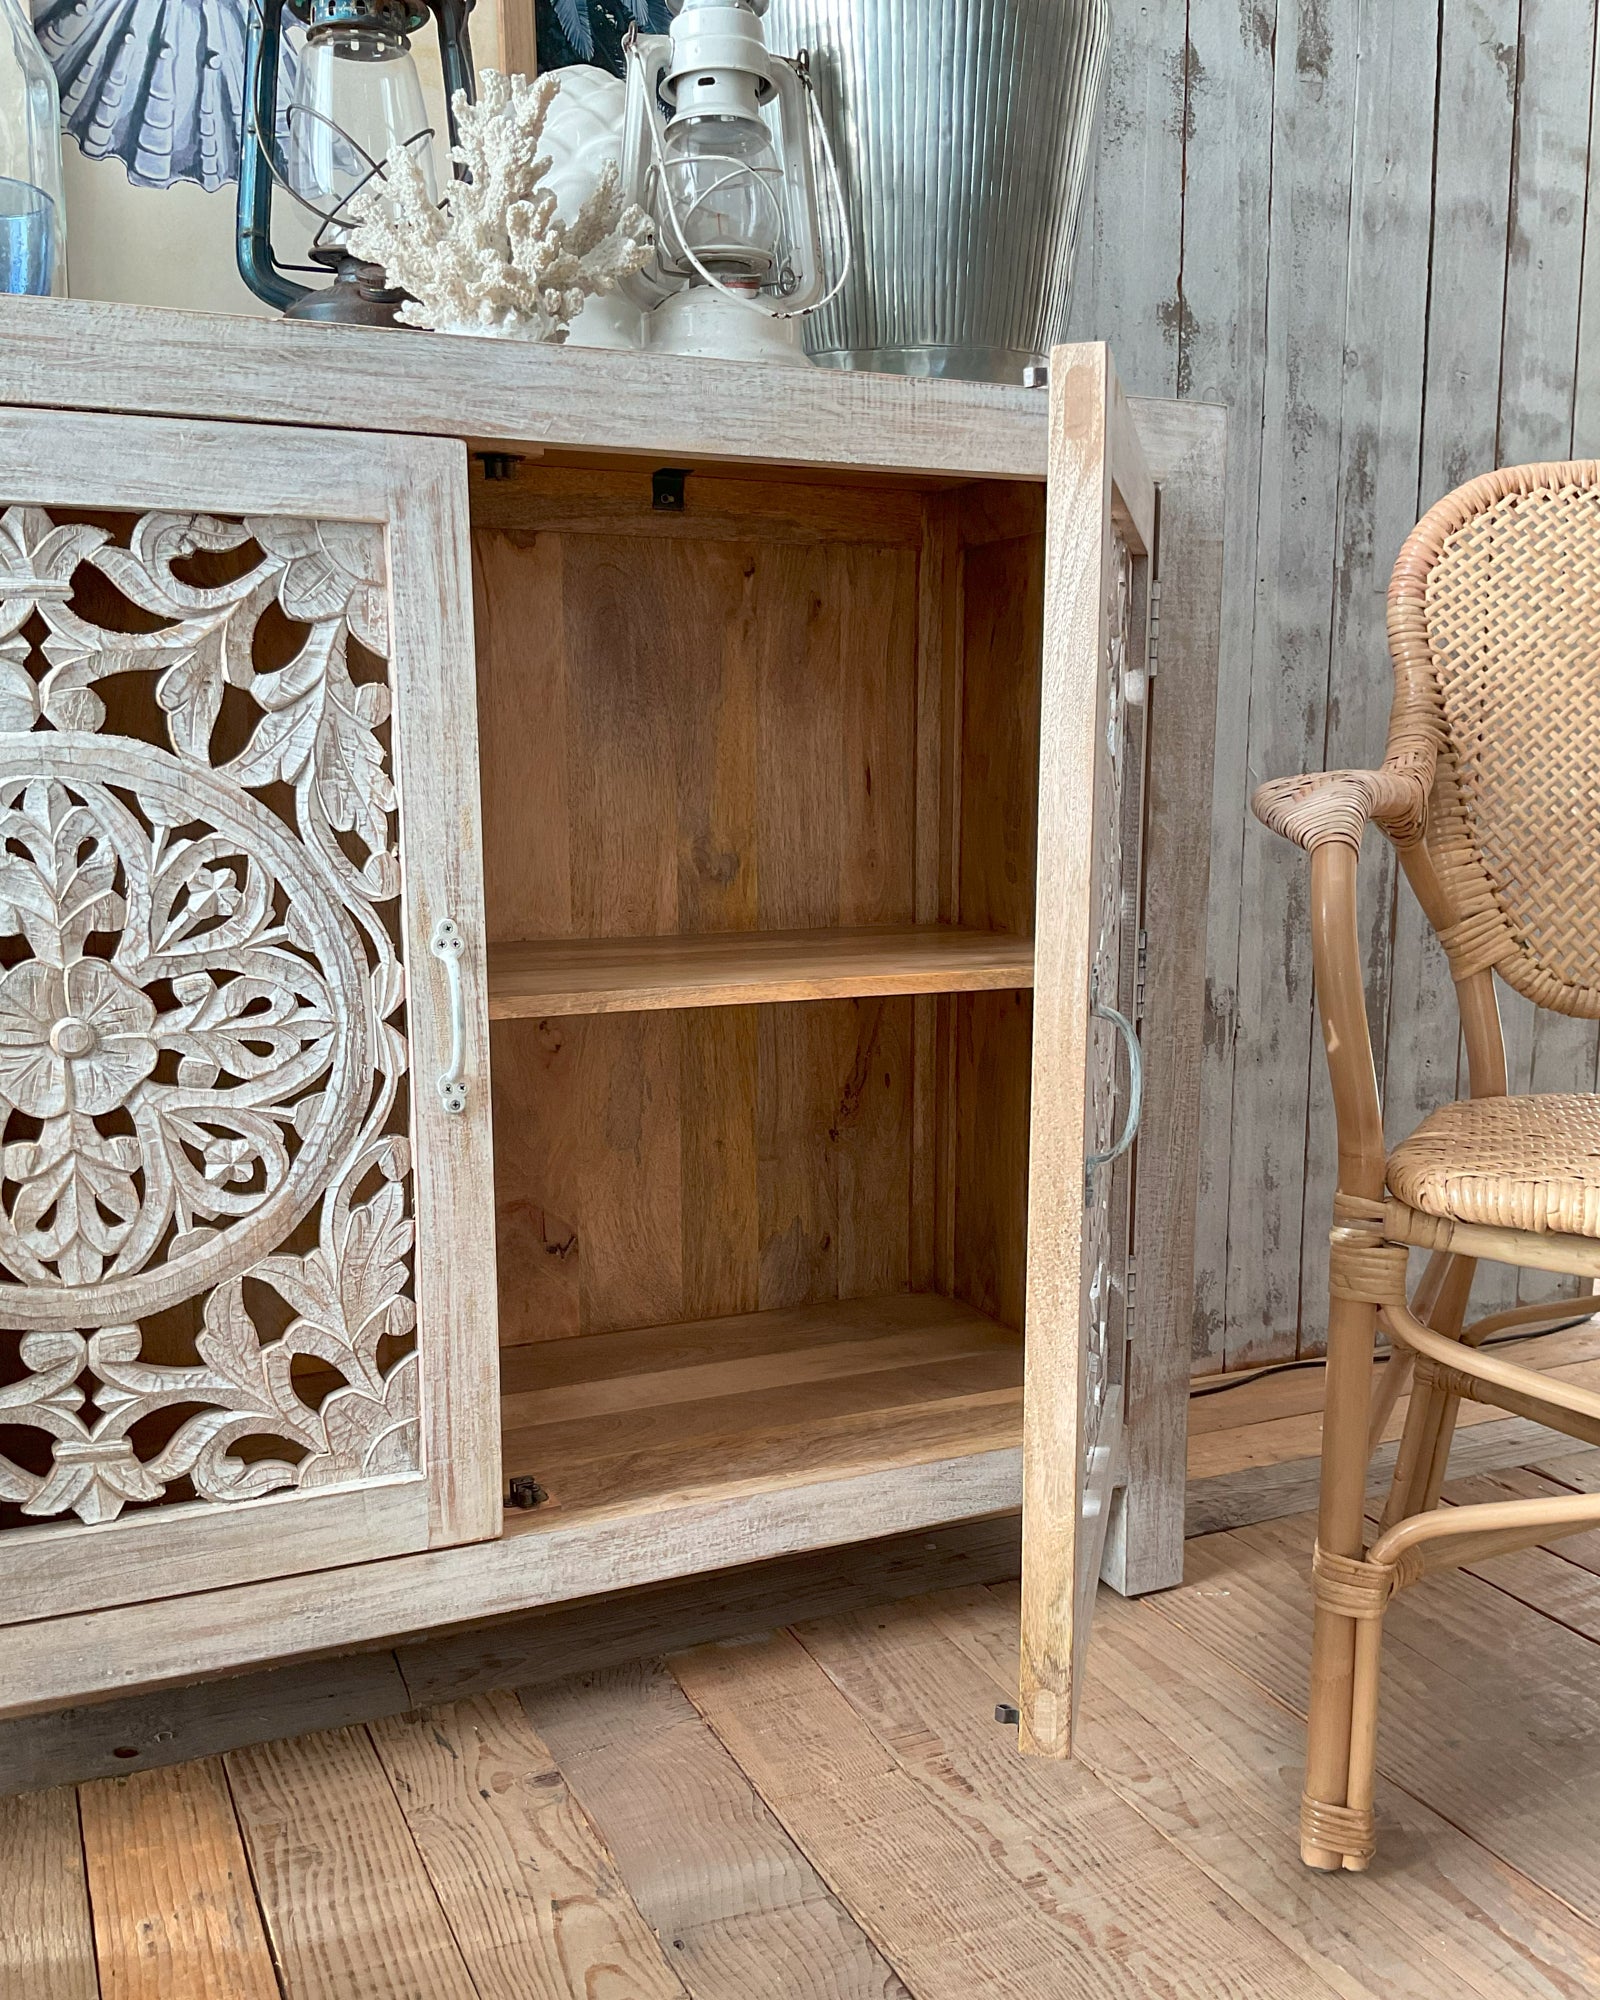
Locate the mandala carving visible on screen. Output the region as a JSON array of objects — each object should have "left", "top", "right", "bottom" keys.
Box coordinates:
[{"left": 0, "top": 506, "right": 416, "bottom": 1526}]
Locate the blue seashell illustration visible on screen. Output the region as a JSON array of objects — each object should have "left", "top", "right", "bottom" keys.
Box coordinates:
[
  {"left": 32, "top": 0, "right": 675, "bottom": 192},
  {"left": 537, "top": 0, "right": 673, "bottom": 77},
  {"left": 35, "top": 0, "right": 289, "bottom": 193}
]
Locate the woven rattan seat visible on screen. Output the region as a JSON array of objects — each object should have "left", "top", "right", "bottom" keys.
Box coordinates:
[{"left": 1388, "top": 1093, "right": 1600, "bottom": 1237}]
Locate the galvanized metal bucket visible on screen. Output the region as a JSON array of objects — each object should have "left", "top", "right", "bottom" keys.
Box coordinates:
[{"left": 763, "top": 0, "right": 1109, "bottom": 383}]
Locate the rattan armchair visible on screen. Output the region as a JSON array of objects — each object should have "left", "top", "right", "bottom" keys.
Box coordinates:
[{"left": 1253, "top": 462, "right": 1600, "bottom": 1873}]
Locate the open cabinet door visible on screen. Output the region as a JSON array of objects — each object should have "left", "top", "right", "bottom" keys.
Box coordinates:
[{"left": 1019, "top": 344, "right": 1157, "bottom": 1757}]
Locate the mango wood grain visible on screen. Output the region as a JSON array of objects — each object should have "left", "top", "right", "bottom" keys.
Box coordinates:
[
  {"left": 471, "top": 461, "right": 928, "bottom": 547},
  {"left": 0, "top": 296, "right": 1051, "bottom": 478},
  {"left": 510, "top": 1350, "right": 1022, "bottom": 1482},
  {"left": 0, "top": 358, "right": 1220, "bottom": 1738},
  {"left": 78, "top": 1760, "right": 279, "bottom": 2000},
  {"left": 912, "top": 490, "right": 965, "bottom": 1294},
  {"left": 227, "top": 1725, "right": 479, "bottom": 2000},
  {"left": 1019, "top": 341, "right": 1137, "bottom": 1757},
  {"left": 0, "top": 1788, "right": 98, "bottom": 2000},
  {"left": 1, "top": 1480, "right": 431, "bottom": 1631},
  {"left": 0, "top": 1445, "right": 1023, "bottom": 1718},
  {"left": 948, "top": 516, "right": 1042, "bottom": 1333},
  {"left": 369, "top": 1692, "right": 688, "bottom": 2000},
  {"left": 487, "top": 925, "right": 1033, "bottom": 1018},
  {"left": 491, "top": 999, "right": 917, "bottom": 1344},
  {"left": 529, "top": 1660, "right": 910, "bottom": 1999},
  {"left": 515, "top": 1385, "right": 1023, "bottom": 1518},
  {"left": 383, "top": 427, "right": 506, "bottom": 1550},
  {"left": 498, "top": 1292, "right": 1016, "bottom": 1425},
  {"left": 493, "top": 0, "right": 537, "bottom": 81},
  {"left": 474, "top": 517, "right": 917, "bottom": 949},
  {"left": 671, "top": 1621, "right": 1330, "bottom": 2000}
]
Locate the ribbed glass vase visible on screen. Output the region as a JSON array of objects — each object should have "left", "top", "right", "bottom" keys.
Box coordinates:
[{"left": 764, "top": 0, "right": 1108, "bottom": 383}]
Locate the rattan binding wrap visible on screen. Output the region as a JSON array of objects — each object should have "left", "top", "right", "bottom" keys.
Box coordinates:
[
  {"left": 1299, "top": 1795, "right": 1377, "bottom": 1866},
  {"left": 1310, "top": 1541, "right": 1423, "bottom": 1618}
]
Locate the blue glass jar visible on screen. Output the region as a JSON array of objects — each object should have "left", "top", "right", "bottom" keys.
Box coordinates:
[{"left": 0, "top": 0, "right": 65, "bottom": 294}]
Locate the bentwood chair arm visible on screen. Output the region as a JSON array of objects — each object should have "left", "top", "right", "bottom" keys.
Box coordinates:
[
  {"left": 1251, "top": 766, "right": 1427, "bottom": 854},
  {"left": 1251, "top": 769, "right": 1427, "bottom": 1201}
]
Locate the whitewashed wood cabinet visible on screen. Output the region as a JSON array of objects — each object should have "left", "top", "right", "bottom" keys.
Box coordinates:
[
  {"left": 0, "top": 410, "right": 501, "bottom": 1626},
  {"left": 1021, "top": 349, "right": 1159, "bottom": 1753},
  {"left": 0, "top": 306, "right": 1221, "bottom": 1732}
]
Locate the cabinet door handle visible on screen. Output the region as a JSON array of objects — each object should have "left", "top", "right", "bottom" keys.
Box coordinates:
[
  {"left": 1084, "top": 992, "right": 1143, "bottom": 1202},
  {"left": 431, "top": 917, "right": 468, "bottom": 1115}
]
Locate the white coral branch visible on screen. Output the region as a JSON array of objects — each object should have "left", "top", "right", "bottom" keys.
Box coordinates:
[{"left": 345, "top": 69, "right": 653, "bottom": 340}]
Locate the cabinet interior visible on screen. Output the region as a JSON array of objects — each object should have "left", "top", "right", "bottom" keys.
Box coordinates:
[{"left": 471, "top": 452, "right": 1046, "bottom": 1524}]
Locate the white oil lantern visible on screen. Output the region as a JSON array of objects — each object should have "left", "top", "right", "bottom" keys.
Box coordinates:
[{"left": 619, "top": 0, "right": 847, "bottom": 364}]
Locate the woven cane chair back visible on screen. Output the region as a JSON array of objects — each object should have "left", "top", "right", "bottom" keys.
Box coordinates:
[{"left": 1388, "top": 461, "right": 1600, "bottom": 1017}]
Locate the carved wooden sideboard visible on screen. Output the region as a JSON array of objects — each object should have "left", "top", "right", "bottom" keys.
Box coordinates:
[{"left": 0, "top": 300, "right": 1223, "bottom": 1755}]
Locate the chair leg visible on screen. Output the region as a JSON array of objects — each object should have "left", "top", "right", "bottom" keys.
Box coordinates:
[
  {"left": 1302, "top": 1289, "right": 1378, "bottom": 1870},
  {"left": 1380, "top": 1254, "right": 1475, "bottom": 1532},
  {"left": 1367, "top": 1251, "right": 1449, "bottom": 1456},
  {"left": 1366, "top": 1348, "right": 1413, "bottom": 1457},
  {"left": 1341, "top": 1614, "right": 1386, "bottom": 1873},
  {"left": 1415, "top": 1388, "right": 1464, "bottom": 1514}
]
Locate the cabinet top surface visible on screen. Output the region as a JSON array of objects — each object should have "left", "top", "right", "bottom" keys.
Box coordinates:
[{"left": 0, "top": 294, "right": 1062, "bottom": 482}]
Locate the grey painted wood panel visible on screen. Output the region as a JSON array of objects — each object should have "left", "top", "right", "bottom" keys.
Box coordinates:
[
  {"left": 1174, "top": 0, "right": 1280, "bottom": 1370},
  {"left": 1074, "top": 0, "right": 1600, "bottom": 1366},
  {"left": 1227, "top": 0, "right": 1360, "bottom": 1368},
  {"left": 1298, "top": 0, "right": 1440, "bottom": 1350}
]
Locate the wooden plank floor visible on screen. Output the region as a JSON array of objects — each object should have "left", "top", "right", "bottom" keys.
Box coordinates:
[
  {"left": 12, "top": 1448, "right": 1600, "bottom": 1997},
  {"left": 1186, "top": 1320, "right": 1600, "bottom": 1532}
]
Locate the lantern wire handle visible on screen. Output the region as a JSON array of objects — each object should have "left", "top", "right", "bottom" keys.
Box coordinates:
[
  {"left": 626, "top": 31, "right": 850, "bottom": 322},
  {"left": 796, "top": 55, "right": 851, "bottom": 316},
  {"left": 261, "top": 93, "right": 439, "bottom": 249}
]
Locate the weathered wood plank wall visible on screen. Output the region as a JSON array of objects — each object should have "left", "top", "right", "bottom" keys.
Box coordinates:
[{"left": 1069, "top": 1, "right": 1600, "bottom": 1368}]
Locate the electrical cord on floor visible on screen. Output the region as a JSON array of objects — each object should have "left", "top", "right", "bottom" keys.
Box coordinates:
[{"left": 1188, "top": 1312, "right": 1597, "bottom": 1398}]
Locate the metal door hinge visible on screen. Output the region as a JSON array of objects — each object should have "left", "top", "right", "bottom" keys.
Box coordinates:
[
  {"left": 1146, "top": 576, "right": 1162, "bottom": 679},
  {"left": 652, "top": 467, "right": 690, "bottom": 511},
  {"left": 1135, "top": 927, "right": 1149, "bottom": 1023}
]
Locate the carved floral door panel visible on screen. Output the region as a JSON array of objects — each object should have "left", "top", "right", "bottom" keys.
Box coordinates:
[
  {"left": 1020, "top": 346, "right": 1154, "bottom": 1760},
  {"left": 0, "top": 411, "right": 498, "bottom": 1626}
]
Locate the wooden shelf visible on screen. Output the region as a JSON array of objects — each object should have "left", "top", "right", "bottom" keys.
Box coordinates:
[
  {"left": 487, "top": 924, "right": 1034, "bottom": 1020},
  {"left": 499, "top": 1292, "right": 1023, "bottom": 1519}
]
